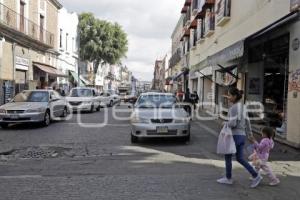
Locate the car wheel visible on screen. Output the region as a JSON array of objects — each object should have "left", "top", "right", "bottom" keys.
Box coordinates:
[
  {"left": 43, "top": 111, "right": 51, "bottom": 127},
  {"left": 0, "top": 123, "right": 9, "bottom": 129},
  {"left": 131, "top": 134, "right": 138, "bottom": 143},
  {"left": 96, "top": 105, "right": 101, "bottom": 111}
]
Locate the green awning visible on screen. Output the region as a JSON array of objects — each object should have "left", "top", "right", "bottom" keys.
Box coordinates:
[{"left": 70, "top": 71, "right": 85, "bottom": 86}]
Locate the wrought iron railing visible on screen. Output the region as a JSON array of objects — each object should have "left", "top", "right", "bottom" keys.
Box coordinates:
[{"left": 0, "top": 3, "right": 54, "bottom": 47}]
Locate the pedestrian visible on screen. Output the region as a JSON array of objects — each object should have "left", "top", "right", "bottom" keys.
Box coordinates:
[
  {"left": 192, "top": 91, "right": 199, "bottom": 110},
  {"left": 176, "top": 89, "right": 184, "bottom": 102},
  {"left": 249, "top": 127, "right": 280, "bottom": 186},
  {"left": 217, "top": 87, "right": 263, "bottom": 188},
  {"left": 184, "top": 88, "right": 192, "bottom": 115}
]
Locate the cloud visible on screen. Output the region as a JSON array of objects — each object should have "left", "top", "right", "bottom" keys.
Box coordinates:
[{"left": 59, "top": 0, "right": 185, "bottom": 81}]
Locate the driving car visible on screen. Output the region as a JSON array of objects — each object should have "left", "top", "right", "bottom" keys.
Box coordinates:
[
  {"left": 99, "top": 90, "right": 121, "bottom": 107},
  {"left": 66, "top": 87, "right": 101, "bottom": 112},
  {"left": 0, "top": 90, "right": 68, "bottom": 128},
  {"left": 130, "top": 92, "right": 191, "bottom": 143}
]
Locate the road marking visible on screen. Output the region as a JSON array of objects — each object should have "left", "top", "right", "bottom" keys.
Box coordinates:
[
  {"left": 0, "top": 175, "right": 43, "bottom": 179},
  {"left": 61, "top": 123, "right": 130, "bottom": 127}
]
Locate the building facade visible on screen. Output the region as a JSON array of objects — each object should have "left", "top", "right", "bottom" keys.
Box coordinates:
[
  {"left": 152, "top": 60, "right": 163, "bottom": 90},
  {"left": 176, "top": 0, "right": 300, "bottom": 147},
  {"left": 169, "top": 16, "right": 184, "bottom": 93},
  {"left": 0, "top": 0, "right": 63, "bottom": 104},
  {"left": 57, "top": 7, "right": 79, "bottom": 92}
]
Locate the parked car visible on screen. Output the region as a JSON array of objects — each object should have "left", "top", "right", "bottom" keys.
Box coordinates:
[
  {"left": 99, "top": 90, "right": 121, "bottom": 107},
  {"left": 0, "top": 90, "right": 68, "bottom": 128},
  {"left": 130, "top": 92, "right": 191, "bottom": 143},
  {"left": 66, "top": 87, "right": 101, "bottom": 112}
]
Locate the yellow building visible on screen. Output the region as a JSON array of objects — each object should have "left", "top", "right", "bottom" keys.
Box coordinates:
[
  {"left": 178, "top": 0, "right": 300, "bottom": 147},
  {"left": 0, "top": 0, "right": 62, "bottom": 104}
]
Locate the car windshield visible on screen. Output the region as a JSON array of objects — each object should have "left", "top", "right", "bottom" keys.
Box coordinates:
[
  {"left": 136, "top": 94, "right": 176, "bottom": 108},
  {"left": 13, "top": 91, "right": 49, "bottom": 102},
  {"left": 70, "top": 89, "right": 92, "bottom": 97}
]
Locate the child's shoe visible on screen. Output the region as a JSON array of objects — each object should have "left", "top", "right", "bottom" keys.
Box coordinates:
[{"left": 269, "top": 179, "right": 280, "bottom": 186}]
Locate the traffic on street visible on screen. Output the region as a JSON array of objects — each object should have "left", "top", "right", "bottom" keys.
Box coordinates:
[{"left": 1, "top": 0, "right": 300, "bottom": 199}]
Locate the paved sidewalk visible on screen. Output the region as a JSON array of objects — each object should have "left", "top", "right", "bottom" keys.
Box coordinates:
[{"left": 193, "top": 109, "right": 300, "bottom": 181}]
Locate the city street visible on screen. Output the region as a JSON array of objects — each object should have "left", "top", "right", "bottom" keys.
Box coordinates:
[{"left": 0, "top": 104, "right": 299, "bottom": 200}]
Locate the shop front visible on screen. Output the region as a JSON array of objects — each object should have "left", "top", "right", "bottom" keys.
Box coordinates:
[
  {"left": 15, "top": 56, "right": 30, "bottom": 94},
  {"left": 33, "top": 62, "right": 66, "bottom": 90},
  {"left": 246, "top": 34, "right": 290, "bottom": 135},
  {"left": 244, "top": 11, "right": 300, "bottom": 147}
]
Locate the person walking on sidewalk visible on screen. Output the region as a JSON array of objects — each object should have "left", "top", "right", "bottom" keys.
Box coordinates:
[
  {"left": 249, "top": 127, "right": 280, "bottom": 186},
  {"left": 184, "top": 88, "right": 192, "bottom": 116},
  {"left": 217, "top": 87, "right": 263, "bottom": 188}
]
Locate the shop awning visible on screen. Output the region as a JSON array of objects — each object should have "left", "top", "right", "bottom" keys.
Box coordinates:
[
  {"left": 173, "top": 71, "right": 185, "bottom": 81},
  {"left": 79, "top": 75, "right": 92, "bottom": 86},
  {"left": 70, "top": 71, "right": 85, "bottom": 86},
  {"left": 207, "top": 40, "right": 245, "bottom": 66},
  {"left": 34, "top": 62, "right": 67, "bottom": 77}
]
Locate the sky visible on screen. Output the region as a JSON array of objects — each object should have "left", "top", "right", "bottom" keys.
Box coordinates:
[{"left": 59, "top": 0, "right": 184, "bottom": 81}]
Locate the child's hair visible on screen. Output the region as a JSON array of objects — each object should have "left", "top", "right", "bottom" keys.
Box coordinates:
[{"left": 262, "top": 127, "right": 275, "bottom": 139}]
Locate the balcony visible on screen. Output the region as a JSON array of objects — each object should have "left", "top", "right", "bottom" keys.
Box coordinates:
[
  {"left": 216, "top": 0, "right": 231, "bottom": 26},
  {"left": 196, "top": 0, "right": 216, "bottom": 19},
  {"left": 204, "top": 10, "right": 215, "bottom": 37},
  {"left": 0, "top": 3, "right": 54, "bottom": 50},
  {"left": 169, "top": 48, "right": 182, "bottom": 68}
]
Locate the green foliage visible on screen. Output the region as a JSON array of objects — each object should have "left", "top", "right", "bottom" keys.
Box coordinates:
[{"left": 78, "top": 13, "right": 128, "bottom": 85}]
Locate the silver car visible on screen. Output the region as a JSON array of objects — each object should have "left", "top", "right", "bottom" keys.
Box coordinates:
[
  {"left": 0, "top": 90, "right": 68, "bottom": 129},
  {"left": 130, "top": 93, "right": 191, "bottom": 143}
]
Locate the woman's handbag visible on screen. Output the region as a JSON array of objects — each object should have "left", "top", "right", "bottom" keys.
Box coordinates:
[{"left": 217, "top": 124, "right": 237, "bottom": 154}]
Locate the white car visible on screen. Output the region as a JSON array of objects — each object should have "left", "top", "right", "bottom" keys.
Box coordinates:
[
  {"left": 0, "top": 90, "right": 68, "bottom": 128},
  {"left": 130, "top": 93, "right": 191, "bottom": 143},
  {"left": 99, "top": 90, "right": 121, "bottom": 107},
  {"left": 66, "top": 87, "right": 101, "bottom": 112}
]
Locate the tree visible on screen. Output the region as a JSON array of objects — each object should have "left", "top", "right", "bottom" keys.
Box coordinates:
[{"left": 78, "top": 13, "right": 128, "bottom": 86}]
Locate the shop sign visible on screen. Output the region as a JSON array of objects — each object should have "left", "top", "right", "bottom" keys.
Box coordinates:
[
  {"left": 291, "top": 0, "right": 300, "bottom": 11},
  {"left": 208, "top": 40, "right": 244, "bottom": 66},
  {"left": 289, "top": 68, "right": 300, "bottom": 93},
  {"left": 248, "top": 78, "right": 261, "bottom": 95},
  {"left": 15, "top": 56, "right": 29, "bottom": 71}
]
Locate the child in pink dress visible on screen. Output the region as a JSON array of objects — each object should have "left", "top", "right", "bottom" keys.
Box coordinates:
[{"left": 250, "top": 127, "right": 280, "bottom": 186}]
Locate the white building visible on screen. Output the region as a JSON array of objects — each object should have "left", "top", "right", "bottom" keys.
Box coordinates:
[{"left": 57, "top": 7, "right": 79, "bottom": 91}]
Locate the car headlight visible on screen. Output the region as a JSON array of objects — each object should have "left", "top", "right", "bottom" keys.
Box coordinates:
[
  {"left": 0, "top": 109, "right": 7, "bottom": 114},
  {"left": 83, "top": 101, "right": 92, "bottom": 105},
  {"left": 174, "top": 118, "right": 190, "bottom": 123},
  {"left": 26, "top": 108, "right": 44, "bottom": 113},
  {"left": 131, "top": 116, "right": 149, "bottom": 124}
]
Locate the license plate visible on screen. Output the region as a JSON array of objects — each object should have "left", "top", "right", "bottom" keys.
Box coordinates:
[
  {"left": 10, "top": 114, "right": 19, "bottom": 119},
  {"left": 157, "top": 126, "right": 168, "bottom": 133}
]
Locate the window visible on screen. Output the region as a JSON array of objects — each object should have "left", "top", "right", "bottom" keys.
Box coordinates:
[
  {"left": 40, "top": 15, "right": 45, "bottom": 41},
  {"left": 60, "top": 29, "right": 63, "bottom": 48},
  {"left": 20, "top": 1, "right": 25, "bottom": 33},
  {"left": 66, "top": 33, "right": 69, "bottom": 51},
  {"left": 72, "top": 37, "right": 75, "bottom": 52}
]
